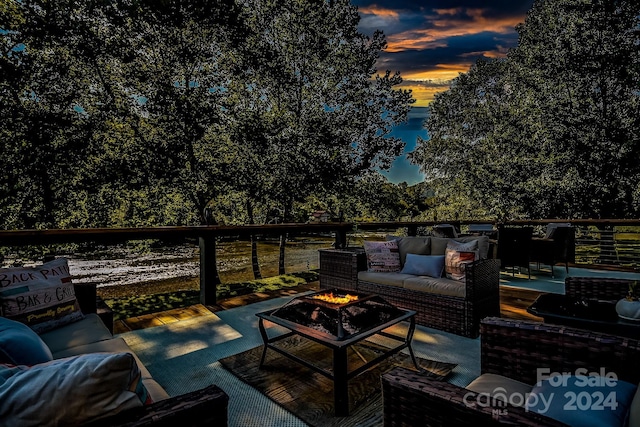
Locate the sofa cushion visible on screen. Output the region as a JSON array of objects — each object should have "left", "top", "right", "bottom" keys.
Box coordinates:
[
  {"left": 39, "top": 313, "right": 113, "bottom": 354},
  {"left": 358, "top": 271, "right": 412, "bottom": 287},
  {"left": 431, "top": 236, "right": 490, "bottom": 259},
  {"left": 402, "top": 276, "right": 466, "bottom": 298},
  {"left": 465, "top": 373, "right": 533, "bottom": 408},
  {"left": 388, "top": 236, "right": 431, "bottom": 266},
  {"left": 0, "top": 352, "right": 151, "bottom": 427},
  {"left": 0, "top": 316, "right": 53, "bottom": 365},
  {"left": 526, "top": 374, "right": 637, "bottom": 427},
  {"left": 400, "top": 254, "right": 444, "bottom": 278},
  {"left": 363, "top": 240, "right": 401, "bottom": 272},
  {"left": 0, "top": 258, "right": 84, "bottom": 334}
]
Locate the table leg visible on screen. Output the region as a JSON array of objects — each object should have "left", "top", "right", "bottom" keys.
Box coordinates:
[
  {"left": 333, "top": 347, "right": 349, "bottom": 416},
  {"left": 406, "top": 316, "right": 420, "bottom": 370},
  {"left": 258, "top": 318, "right": 269, "bottom": 368}
]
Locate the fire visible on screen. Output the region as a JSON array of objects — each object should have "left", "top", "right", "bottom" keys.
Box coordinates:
[{"left": 312, "top": 292, "right": 358, "bottom": 305}]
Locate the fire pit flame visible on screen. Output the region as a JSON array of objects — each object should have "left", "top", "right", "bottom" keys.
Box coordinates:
[{"left": 311, "top": 292, "right": 358, "bottom": 305}]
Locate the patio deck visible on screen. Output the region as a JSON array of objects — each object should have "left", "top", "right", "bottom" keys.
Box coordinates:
[
  {"left": 115, "top": 263, "right": 640, "bottom": 333},
  {"left": 114, "top": 264, "right": 640, "bottom": 427}
]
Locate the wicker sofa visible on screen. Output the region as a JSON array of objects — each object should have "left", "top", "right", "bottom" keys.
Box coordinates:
[
  {"left": 318, "top": 235, "right": 500, "bottom": 338},
  {"left": 382, "top": 316, "right": 640, "bottom": 426},
  {"left": 0, "top": 259, "right": 229, "bottom": 427}
]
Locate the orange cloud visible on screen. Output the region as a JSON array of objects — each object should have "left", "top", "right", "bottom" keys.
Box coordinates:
[
  {"left": 358, "top": 5, "right": 399, "bottom": 19},
  {"left": 386, "top": 8, "right": 523, "bottom": 53},
  {"left": 402, "top": 63, "right": 471, "bottom": 82}
]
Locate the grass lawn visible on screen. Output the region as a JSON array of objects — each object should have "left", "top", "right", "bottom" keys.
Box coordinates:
[{"left": 103, "top": 270, "right": 319, "bottom": 320}]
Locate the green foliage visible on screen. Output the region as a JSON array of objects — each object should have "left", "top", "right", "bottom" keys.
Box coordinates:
[
  {"left": 412, "top": 0, "right": 640, "bottom": 220},
  {"left": 0, "top": 0, "right": 414, "bottom": 230}
]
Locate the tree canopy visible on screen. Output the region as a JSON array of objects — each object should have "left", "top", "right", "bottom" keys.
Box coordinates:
[
  {"left": 0, "top": 0, "right": 413, "bottom": 229},
  {"left": 411, "top": 0, "right": 640, "bottom": 220}
]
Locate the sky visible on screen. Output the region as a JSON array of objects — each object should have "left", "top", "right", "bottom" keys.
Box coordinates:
[{"left": 353, "top": 0, "right": 535, "bottom": 185}]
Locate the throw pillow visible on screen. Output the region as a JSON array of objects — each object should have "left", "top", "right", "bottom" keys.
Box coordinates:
[
  {"left": 526, "top": 374, "right": 637, "bottom": 427},
  {"left": 0, "top": 258, "right": 85, "bottom": 334},
  {"left": 445, "top": 245, "right": 479, "bottom": 281},
  {"left": 400, "top": 254, "right": 444, "bottom": 278},
  {"left": 0, "top": 317, "right": 53, "bottom": 366},
  {"left": 0, "top": 352, "right": 153, "bottom": 427},
  {"left": 363, "top": 240, "right": 401, "bottom": 273}
]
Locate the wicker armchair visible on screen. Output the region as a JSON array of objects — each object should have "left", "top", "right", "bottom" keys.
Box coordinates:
[
  {"left": 530, "top": 226, "right": 576, "bottom": 278},
  {"left": 564, "top": 276, "right": 634, "bottom": 301},
  {"left": 382, "top": 317, "right": 640, "bottom": 426}
]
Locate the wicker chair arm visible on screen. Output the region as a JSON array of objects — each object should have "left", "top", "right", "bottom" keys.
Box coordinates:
[
  {"left": 465, "top": 258, "right": 501, "bottom": 300},
  {"left": 480, "top": 317, "right": 640, "bottom": 385},
  {"left": 382, "top": 367, "right": 568, "bottom": 426},
  {"left": 85, "top": 384, "right": 229, "bottom": 427},
  {"left": 564, "top": 276, "right": 634, "bottom": 301}
]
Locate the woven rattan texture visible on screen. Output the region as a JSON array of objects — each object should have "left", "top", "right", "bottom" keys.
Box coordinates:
[
  {"left": 564, "top": 276, "right": 635, "bottom": 300},
  {"left": 381, "top": 366, "right": 568, "bottom": 426},
  {"left": 319, "top": 248, "right": 500, "bottom": 338}
]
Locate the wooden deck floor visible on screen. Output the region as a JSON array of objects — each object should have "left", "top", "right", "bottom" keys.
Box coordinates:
[{"left": 113, "top": 282, "right": 542, "bottom": 334}]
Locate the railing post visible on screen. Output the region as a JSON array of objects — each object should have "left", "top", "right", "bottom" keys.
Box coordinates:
[
  {"left": 335, "top": 228, "right": 347, "bottom": 249},
  {"left": 199, "top": 233, "right": 220, "bottom": 305}
]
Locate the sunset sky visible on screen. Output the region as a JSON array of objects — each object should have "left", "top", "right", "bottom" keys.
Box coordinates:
[{"left": 352, "top": 0, "right": 534, "bottom": 106}]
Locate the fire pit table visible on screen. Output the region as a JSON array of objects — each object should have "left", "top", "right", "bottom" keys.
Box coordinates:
[{"left": 255, "top": 288, "right": 418, "bottom": 416}]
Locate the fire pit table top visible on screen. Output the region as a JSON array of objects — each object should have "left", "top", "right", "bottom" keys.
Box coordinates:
[{"left": 256, "top": 288, "right": 415, "bottom": 347}]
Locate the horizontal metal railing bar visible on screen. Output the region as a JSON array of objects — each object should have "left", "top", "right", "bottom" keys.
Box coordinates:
[{"left": 0, "top": 223, "right": 354, "bottom": 246}]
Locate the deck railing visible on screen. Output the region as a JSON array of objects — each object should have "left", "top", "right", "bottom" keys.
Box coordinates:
[{"left": 1, "top": 219, "right": 639, "bottom": 305}]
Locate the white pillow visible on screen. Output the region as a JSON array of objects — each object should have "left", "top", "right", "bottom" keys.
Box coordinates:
[{"left": 0, "top": 352, "right": 152, "bottom": 427}]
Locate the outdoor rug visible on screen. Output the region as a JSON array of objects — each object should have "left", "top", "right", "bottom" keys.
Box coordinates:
[{"left": 219, "top": 334, "right": 456, "bottom": 427}]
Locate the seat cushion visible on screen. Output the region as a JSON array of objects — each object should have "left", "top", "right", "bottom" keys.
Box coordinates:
[
  {"left": 402, "top": 276, "right": 466, "bottom": 298},
  {"left": 39, "top": 313, "right": 113, "bottom": 354},
  {"left": 51, "top": 336, "right": 153, "bottom": 381},
  {"left": 465, "top": 373, "right": 533, "bottom": 408},
  {"left": 358, "top": 271, "right": 413, "bottom": 287},
  {"left": 526, "top": 374, "right": 637, "bottom": 427}
]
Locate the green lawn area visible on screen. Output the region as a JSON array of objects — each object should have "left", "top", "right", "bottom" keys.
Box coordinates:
[{"left": 104, "top": 270, "right": 319, "bottom": 320}]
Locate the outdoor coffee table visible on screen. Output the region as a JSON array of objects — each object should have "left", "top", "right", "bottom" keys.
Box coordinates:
[{"left": 255, "top": 289, "right": 418, "bottom": 416}]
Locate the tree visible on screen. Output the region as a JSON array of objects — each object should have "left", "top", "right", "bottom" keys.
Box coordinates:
[
  {"left": 233, "top": 0, "right": 414, "bottom": 221},
  {"left": 411, "top": 0, "right": 640, "bottom": 220},
  {"left": 227, "top": 0, "right": 414, "bottom": 274}
]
